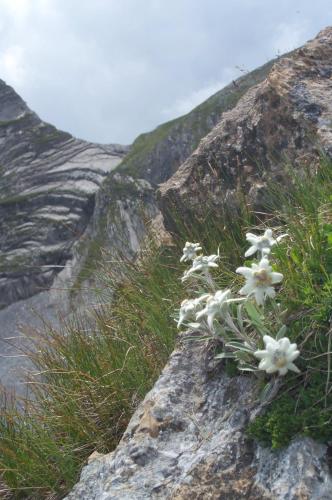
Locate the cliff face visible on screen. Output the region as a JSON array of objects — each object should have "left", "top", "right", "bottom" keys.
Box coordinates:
[
  {"left": 67, "top": 335, "right": 332, "bottom": 500},
  {"left": 0, "top": 79, "right": 128, "bottom": 308},
  {"left": 68, "top": 28, "right": 332, "bottom": 499},
  {"left": 159, "top": 27, "right": 332, "bottom": 227}
]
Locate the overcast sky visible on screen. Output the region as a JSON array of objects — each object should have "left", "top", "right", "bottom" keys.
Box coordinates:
[{"left": 0, "top": 0, "right": 331, "bottom": 144}]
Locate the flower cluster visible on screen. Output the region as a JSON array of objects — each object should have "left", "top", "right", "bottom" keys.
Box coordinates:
[{"left": 176, "top": 231, "right": 300, "bottom": 378}]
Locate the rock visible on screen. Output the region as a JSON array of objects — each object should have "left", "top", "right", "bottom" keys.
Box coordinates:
[
  {"left": 118, "top": 59, "right": 278, "bottom": 184},
  {"left": 69, "top": 172, "right": 160, "bottom": 305},
  {"left": 0, "top": 289, "right": 63, "bottom": 394},
  {"left": 66, "top": 334, "right": 332, "bottom": 499},
  {"left": 68, "top": 27, "right": 332, "bottom": 499},
  {"left": 0, "top": 79, "right": 128, "bottom": 308},
  {"left": 158, "top": 27, "right": 332, "bottom": 230}
]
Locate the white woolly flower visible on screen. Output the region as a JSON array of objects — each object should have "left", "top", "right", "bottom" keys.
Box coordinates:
[
  {"left": 180, "top": 242, "right": 202, "bottom": 262},
  {"left": 196, "top": 289, "right": 232, "bottom": 329},
  {"left": 177, "top": 295, "right": 210, "bottom": 328},
  {"left": 254, "top": 335, "right": 300, "bottom": 376},
  {"left": 182, "top": 254, "right": 219, "bottom": 282},
  {"left": 245, "top": 229, "right": 287, "bottom": 257},
  {"left": 236, "top": 257, "right": 283, "bottom": 305}
]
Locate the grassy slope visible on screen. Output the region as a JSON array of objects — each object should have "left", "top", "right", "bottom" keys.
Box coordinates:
[{"left": 0, "top": 160, "right": 332, "bottom": 497}]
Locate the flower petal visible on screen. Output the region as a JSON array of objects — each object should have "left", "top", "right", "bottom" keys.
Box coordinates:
[
  {"left": 259, "top": 258, "right": 271, "bottom": 271},
  {"left": 287, "top": 350, "right": 300, "bottom": 362},
  {"left": 236, "top": 266, "right": 253, "bottom": 278},
  {"left": 196, "top": 309, "right": 207, "bottom": 320},
  {"left": 264, "top": 335, "right": 279, "bottom": 350},
  {"left": 278, "top": 366, "right": 288, "bottom": 376},
  {"left": 244, "top": 246, "right": 257, "bottom": 257},
  {"left": 246, "top": 233, "right": 259, "bottom": 244},
  {"left": 258, "top": 359, "right": 272, "bottom": 370},
  {"left": 271, "top": 272, "right": 283, "bottom": 284},
  {"left": 239, "top": 283, "right": 254, "bottom": 295},
  {"left": 265, "top": 365, "right": 278, "bottom": 374},
  {"left": 265, "top": 287, "right": 276, "bottom": 299},
  {"left": 254, "top": 349, "right": 269, "bottom": 360},
  {"left": 254, "top": 287, "right": 265, "bottom": 305},
  {"left": 207, "top": 313, "right": 215, "bottom": 330},
  {"left": 288, "top": 362, "right": 301, "bottom": 373},
  {"left": 279, "top": 337, "right": 290, "bottom": 350}
]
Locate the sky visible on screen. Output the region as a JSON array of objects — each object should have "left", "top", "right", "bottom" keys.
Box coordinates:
[{"left": 0, "top": 0, "right": 331, "bottom": 145}]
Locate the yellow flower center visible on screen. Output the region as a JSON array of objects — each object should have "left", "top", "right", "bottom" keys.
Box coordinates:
[
  {"left": 272, "top": 350, "right": 287, "bottom": 368},
  {"left": 253, "top": 269, "right": 272, "bottom": 286}
]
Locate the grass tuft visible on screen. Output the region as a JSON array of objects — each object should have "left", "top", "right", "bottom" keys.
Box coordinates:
[{"left": 0, "top": 158, "right": 332, "bottom": 497}]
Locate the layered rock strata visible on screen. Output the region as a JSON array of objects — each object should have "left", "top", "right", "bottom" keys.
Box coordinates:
[{"left": 0, "top": 79, "right": 128, "bottom": 308}]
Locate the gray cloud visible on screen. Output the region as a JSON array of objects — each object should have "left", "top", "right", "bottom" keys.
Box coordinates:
[{"left": 0, "top": 0, "right": 331, "bottom": 144}]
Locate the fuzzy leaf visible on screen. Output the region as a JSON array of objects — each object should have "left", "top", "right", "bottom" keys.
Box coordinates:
[
  {"left": 215, "top": 352, "right": 235, "bottom": 359},
  {"left": 260, "top": 382, "right": 274, "bottom": 402},
  {"left": 226, "top": 341, "right": 253, "bottom": 353},
  {"left": 238, "top": 364, "right": 258, "bottom": 372},
  {"left": 245, "top": 302, "right": 263, "bottom": 325},
  {"left": 237, "top": 304, "right": 244, "bottom": 329},
  {"left": 276, "top": 325, "right": 287, "bottom": 340}
]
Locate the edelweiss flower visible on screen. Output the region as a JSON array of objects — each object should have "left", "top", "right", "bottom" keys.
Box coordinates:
[
  {"left": 254, "top": 335, "right": 300, "bottom": 376},
  {"left": 182, "top": 254, "right": 219, "bottom": 282},
  {"left": 245, "top": 229, "right": 287, "bottom": 257},
  {"left": 180, "top": 242, "right": 202, "bottom": 262},
  {"left": 196, "top": 289, "right": 231, "bottom": 329},
  {"left": 177, "top": 295, "right": 210, "bottom": 328},
  {"left": 236, "top": 257, "right": 283, "bottom": 305}
]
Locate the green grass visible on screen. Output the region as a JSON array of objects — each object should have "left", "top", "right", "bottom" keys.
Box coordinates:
[
  {"left": 0, "top": 240, "right": 184, "bottom": 498},
  {"left": 0, "top": 159, "right": 332, "bottom": 497},
  {"left": 246, "top": 160, "right": 332, "bottom": 448}
]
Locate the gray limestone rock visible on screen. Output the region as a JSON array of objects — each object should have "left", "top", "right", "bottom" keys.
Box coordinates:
[
  {"left": 0, "top": 79, "right": 128, "bottom": 308},
  {"left": 67, "top": 334, "right": 332, "bottom": 499}
]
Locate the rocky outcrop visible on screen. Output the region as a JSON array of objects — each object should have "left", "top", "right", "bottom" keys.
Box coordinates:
[
  {"left": 67, "top": 334, "right": 332, "bottom": 499},
  {"left": 73, "top": 59, "right": 281, "bottom": 296},
  {"left": 118, "top": 59, "right": 278, "bottom": 184},
  {"left": 0, "top": 79, "right": 128, "bottom": 308},
  {"left": 68, "top": 28, "right": 332, "bottom": 499},
  {"left": 70, "top": 172, "right": 160, "bottom": 303},
  {"left": 159, "top": 27, "right": 332, "bottom": 228}
]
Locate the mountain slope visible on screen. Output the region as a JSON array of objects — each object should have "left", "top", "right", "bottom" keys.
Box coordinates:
[
  {"left": 0, "top": 80, "right": 128, "bottom": 308},
  {"left": 118, "top": 58, "right": 279, "bottom": 184},
  {"left": 159, "top": 28, "right": 332, "bottom": 227},
  {"left": 73, "top": 58, "right": 284, "bottom": 292}
]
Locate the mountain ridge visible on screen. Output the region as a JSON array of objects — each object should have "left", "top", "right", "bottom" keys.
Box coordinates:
[{"left": 0, "top": 79, "right": 128, "bottom": 308}]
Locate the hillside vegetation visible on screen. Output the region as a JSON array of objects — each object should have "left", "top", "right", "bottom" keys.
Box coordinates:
[{"left": 0, "top": 159, "right": 331, "bottom": 498}]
